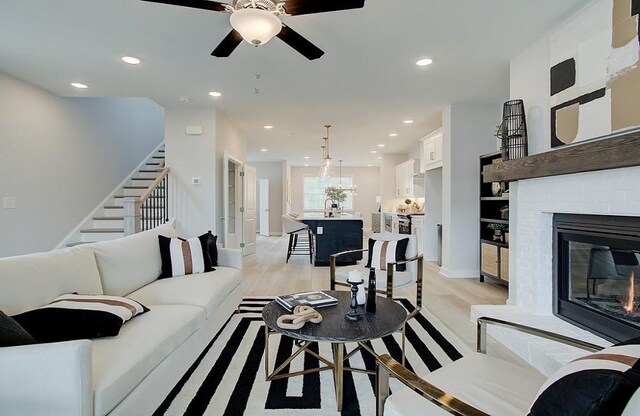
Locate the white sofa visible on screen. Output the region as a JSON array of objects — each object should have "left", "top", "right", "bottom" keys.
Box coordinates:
[{"left": 0, "top": 223, "right": 243, "bottom": 416}]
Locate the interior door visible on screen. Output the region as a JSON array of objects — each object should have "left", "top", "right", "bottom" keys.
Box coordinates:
[
  {"left": 223, "top": 151, "right": 243, "bottom": 249},
  {"left": 243, "top": 165, "right": 256, "bottom": 255},
  {"left": 259, "top": 179, "right": 270, "bottom": 236}
]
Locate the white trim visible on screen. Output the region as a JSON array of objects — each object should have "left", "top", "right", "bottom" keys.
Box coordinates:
[
  {"left": 439, "top": 267, "right": 479, "bottom": 278},
  {"left": 55, "top": 141, "right": 165, "bottom": 249}
]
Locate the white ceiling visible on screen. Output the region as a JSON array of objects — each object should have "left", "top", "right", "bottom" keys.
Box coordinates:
[{"left": 0, "top": 0, "right": 588, "bottom": 166}]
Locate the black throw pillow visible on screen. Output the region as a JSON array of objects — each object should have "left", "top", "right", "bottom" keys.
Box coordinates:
[
  {"left": 528, "top": 337, "right": 640, "bottom": 416},
  {"left": 365, "top": 237, "right": 409, "bottom": 272},
  {"left": 11, "top": 294, "right": 148, "bottom": 343},
  {"left": 0, "top": 310, "right": 36, "bottom": 347},
  {"left": 202, "top": 231, "right": 218, "bottom": 267},
  {"left": 159, "top": 234, "right": 212, "bottom": 278}
]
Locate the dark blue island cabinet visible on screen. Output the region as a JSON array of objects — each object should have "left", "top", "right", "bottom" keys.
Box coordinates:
[{"left": 300, "top": 216, "right": 364, "bottom": 267}]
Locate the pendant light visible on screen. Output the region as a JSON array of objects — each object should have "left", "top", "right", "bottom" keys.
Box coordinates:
[{"left": 319, "top": 125, "right": 334, "bottom": 179}]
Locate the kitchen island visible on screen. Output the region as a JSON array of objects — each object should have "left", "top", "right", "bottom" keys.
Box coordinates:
[{"left": 300, "top": 213, "right": 363, "bottom": 267}]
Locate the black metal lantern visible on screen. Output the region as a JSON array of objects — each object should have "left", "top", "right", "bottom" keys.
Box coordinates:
[{"left": 497, "top": 99, "right": 528, "bottom": 161}]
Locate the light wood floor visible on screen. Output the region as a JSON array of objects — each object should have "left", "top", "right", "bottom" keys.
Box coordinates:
[{"left": 243, "top": 235, "right": 529, "bottom": 366}]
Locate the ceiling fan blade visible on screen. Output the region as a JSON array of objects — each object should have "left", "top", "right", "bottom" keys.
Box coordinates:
[
  {"left": 277, "top": 25, "right": 324, "bottom": 60},
  {"left": 281, "top": 0, "right": 365, "bottom": 16},
  {"left": 141, "top": 0, "right": 228, "bottom": 12},
  {"left": 212, "top": 29, "right": 244, "bottom": 57}
]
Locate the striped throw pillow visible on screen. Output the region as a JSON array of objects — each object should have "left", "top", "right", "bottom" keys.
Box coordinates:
[
  {"left": 365, "top": 238, "right": 409, "bottom": 272},
  {"left": 528, "top": 339, "right": 640, "bottom": 415},
  {"left": 12, "top": 294, "right": 148, "bottom": 343},
  {"left": 158, "top": 234, "right": 212, "bottom": 278}
]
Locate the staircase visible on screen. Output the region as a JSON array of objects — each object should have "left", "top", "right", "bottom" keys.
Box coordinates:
[{"left": 66, "top": 146, "right": 167, "bottom": 246}]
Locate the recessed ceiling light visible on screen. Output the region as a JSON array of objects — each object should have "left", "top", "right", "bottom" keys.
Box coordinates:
[
  {"left": 367, "top": 164, "right": 372, "bottom": 167},
  {"left": 304, "top": 164, "right": 309, "bottom": 167},
  {"left": 208, "top": 91, "right": 222, "bottom": 97},
  {"left": 416, "top": 58, "right": 433, "bottom": 67},
  {"left": 122, "top": 56, "right": 141, "bottom": 65},
  {"left": 303, "top": 156, "right": 310, "bottom": 159},
  {"left": 377, "top": 144, "right": 385, "bottom": 148},
  {"left": 378, "top": 156, "right": 382, "bottom": 160},
  {"left": 71, "top": 82, "right": 88, "bottom": 89},
  {"left": 264, "top": 125, "right": 273, "bottom": 129},
  {"left": 370, "top": 150, "right": 377, "bottom": 154},
  {"left": 389, "top": 133, "right": 398, "bottom": 137},
  {"left": 178, "top": 96, "right": 190, "bottom": 103},
  {"left": 260, "top": 148, "right": 268, "bottom": 152},
  {"left": 403, "top": 119, "right": 414, "bottom": 124}
]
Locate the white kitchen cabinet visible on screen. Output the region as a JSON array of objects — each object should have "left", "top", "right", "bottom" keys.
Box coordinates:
[
  {"left": 395, "top": 159, "right": 415, "bottom": 198},
  {"left": 421, "top": 128, "right": 443, "bottom": 171}
]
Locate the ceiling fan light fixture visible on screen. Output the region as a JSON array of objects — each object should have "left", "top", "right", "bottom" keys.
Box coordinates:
[{"left": 230, "top": 8, "right": 282, "bottom": 46}]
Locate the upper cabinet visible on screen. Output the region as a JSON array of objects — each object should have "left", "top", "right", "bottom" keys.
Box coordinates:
[
  {"left": 420, "top": 128, "right": 443, "bottom": 172},
  {"left": 395, "top": 159, "right": 415, "bottom": 198}
]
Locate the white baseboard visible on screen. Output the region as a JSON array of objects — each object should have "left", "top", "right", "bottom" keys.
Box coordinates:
[{"left": 439, "top": 267, "right": 479, "bottom": 278}]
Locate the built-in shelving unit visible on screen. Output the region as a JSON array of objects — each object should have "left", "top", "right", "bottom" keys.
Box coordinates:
[{"left": 479, "top": 151, "right": 509, "bottom": 285}]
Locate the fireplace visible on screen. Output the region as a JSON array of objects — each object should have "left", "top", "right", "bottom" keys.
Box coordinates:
[{"left": 554, "top": 214, "right": 640, "bottom": 342}]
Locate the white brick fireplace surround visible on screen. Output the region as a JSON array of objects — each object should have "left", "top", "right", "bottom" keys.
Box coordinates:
[{"left": 472, "top": 165, "right": 640, "bottom": 376}]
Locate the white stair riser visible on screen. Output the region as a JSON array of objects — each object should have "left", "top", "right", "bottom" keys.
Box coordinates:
[
  {"left": 92, "top": 219, "right": 124, "bottom": 228},
  {"left": 80, "top": 232, "right": 124, "bottom": 242},
  {"left": 122, "top": 187, "right": 147, "bottom": 197},
  {"left": 103, "top": 207, "right": 123, "bottom": 216},
  {"left": 137, "top": 172, "right": 161, "bottom": 179},
  {"left": 130, "top": 178, "right": 156, "bottom": 187}
]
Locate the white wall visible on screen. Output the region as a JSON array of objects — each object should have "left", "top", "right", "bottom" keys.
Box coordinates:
[
  {"left": 0, "top": 72, "right": 164, "bottom": 257},
  {"left": 165, "top": 107, "right": 216, "bottom": 238},
  {"left": 424, "top": 168, "right": 443, "bottom": 262},
  {"left": 253, "top": 161, "right": 284, "bottom": 235},
  {"left": 441, "top": 103, "right": 502, "bottom": 277},
  {"left": 165, "top": 109, "right": 247, "bottom": 242},
  {"left": 290, "top": 166, "right": 380, "bottom": 231}
]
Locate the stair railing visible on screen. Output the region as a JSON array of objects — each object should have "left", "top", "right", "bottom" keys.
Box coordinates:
[{"left": 123, "top": 167, "right": 170, "bottom": 235}]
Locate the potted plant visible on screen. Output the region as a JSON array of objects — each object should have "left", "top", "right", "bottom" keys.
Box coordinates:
[
  {"left": 325, "top": 186, "right": 347, "bottom": 210},
  {"left": 487, "top": 223, "right": 508, "bottom": 243}
]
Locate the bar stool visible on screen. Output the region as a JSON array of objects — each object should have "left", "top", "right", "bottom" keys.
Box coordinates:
[{"left": 282, "top": 215, "right": 314, "bottom": 264}]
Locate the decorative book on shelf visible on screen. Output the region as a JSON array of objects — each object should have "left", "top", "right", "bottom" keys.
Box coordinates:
[{"left": 275, "top": 291, "right": 338, "bottom": 312}]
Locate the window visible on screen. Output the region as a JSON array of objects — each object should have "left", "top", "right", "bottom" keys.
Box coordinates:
[{"left": 303, "top": 175, "right": 354, "bottom": 211}]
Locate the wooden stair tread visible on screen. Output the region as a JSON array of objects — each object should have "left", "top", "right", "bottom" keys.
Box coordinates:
[
  {"left": 123, "top": 186, "right": 148, "bottom": 189},
  {"left": 93, "top": 216, "right": 124, "bottom": 220},
  {"left": 139, "top": 169, "right": 160, "bottom": 173},
  {"left": 103, "top": 205, "right": 123, "bottom": 209},
  {"left": 131, "top": 177, "right": 155, "bottom": 181},
  {"left": 80, "top": 228, "right": 124, "bottom": 233},
  {"left": 146, "top": 162, "right": 160, "bottom": 166}
]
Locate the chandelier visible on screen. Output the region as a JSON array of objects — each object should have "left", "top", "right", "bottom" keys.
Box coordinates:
[
  {"left": 319, "top": 124, "right": 334, "bottom": 179},
  {"left": 318, "top": 124, "right": 357, "bottom": 194}
]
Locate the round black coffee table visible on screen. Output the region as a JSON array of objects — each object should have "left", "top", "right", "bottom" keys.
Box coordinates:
[{"left": 262, "top": 290, "right": 407, "bottom": 411}]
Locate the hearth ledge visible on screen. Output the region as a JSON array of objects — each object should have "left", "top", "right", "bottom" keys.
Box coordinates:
[{"left": 470, "top": 304, "right": 611, "bottom": 377}]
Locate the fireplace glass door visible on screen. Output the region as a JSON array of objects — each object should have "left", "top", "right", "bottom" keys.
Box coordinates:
[{"left": 555, "top": 214, "right": 640, "bottom": 342}]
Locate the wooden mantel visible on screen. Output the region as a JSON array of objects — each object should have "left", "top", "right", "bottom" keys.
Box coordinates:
[{"left": 483, "top": 129, "right": 640, "bottom": 183}]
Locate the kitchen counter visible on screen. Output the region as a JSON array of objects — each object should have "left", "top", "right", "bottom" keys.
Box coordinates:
[{"left": 300, "top": 215, "right": 363, "bottom": 266}]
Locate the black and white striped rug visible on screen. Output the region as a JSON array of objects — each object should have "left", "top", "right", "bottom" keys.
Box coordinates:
[{"left": 153, "top": 298, "right": 470, "bottom": 416}]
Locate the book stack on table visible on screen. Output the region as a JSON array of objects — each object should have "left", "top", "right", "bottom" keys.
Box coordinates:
[{"left": 275, "top": 291, "right": 338, "bottom": 312}]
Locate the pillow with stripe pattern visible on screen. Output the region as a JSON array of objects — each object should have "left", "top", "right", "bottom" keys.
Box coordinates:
[
  {"left": 365, "top": 238, "right": 409, "bottom": 272},
  {"left": 528, "top": 338, "right": 640, "bottom": 415},
  {"left": 12, "top": 294, "right": 148, "bottom": 343},
  {"left": 158, "top": 234, "right": 214, "bottom": 278}
]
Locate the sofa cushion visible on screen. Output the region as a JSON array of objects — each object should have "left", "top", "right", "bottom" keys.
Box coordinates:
[
  {"left": 12, "top": 294, "right": 148, "bottom": 343},
  {"left": 0, "top": 246, "right": 103, "bottom": 316},
  {"left": 92, "top": 304, "right": 205, "bottom": 415},
  {"left": 0, "top": 310, "right": 36, "bottom": 347},
  {"left": 529, "top": 341, "right": 640, "bottom": 416},
  {"left": 386, "top": 353, "right": 546, "bottom": 416},
  {"left": 88, "top": 223, "right": 178, "bottom": 296},
  {"left": 127, "top": 267, "right": 241, "bottom": 318},
  {"left": 366, "top": 237, "right": 409, "bottom": 272},
  {"left": 158, "top": 235, "right": 210, "bottom": 278}
]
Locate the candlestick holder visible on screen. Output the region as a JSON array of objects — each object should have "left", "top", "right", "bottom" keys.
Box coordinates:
[{"left": 345, "top": 278, "right": 364, "bottom": 321}]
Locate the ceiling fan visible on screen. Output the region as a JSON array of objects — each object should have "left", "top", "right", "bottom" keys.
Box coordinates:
[{"left": 142, "top": 0, "right": 365, "bottom": 60}]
